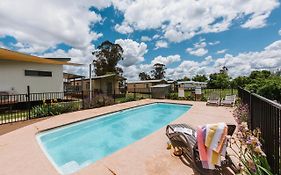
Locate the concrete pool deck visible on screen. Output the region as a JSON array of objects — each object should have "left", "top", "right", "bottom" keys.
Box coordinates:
[{"left": 0, "top": 99, "right": 236, "bottom": 175}]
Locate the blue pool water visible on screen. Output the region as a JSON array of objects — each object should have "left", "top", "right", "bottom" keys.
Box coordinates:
[{"left": 37, "top": 103, "right": 190, "bottom": 174}]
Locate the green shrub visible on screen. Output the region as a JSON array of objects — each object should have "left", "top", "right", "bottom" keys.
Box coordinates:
[
  {"left": 167, "top": 93, "right": 179, "bottom": 100},
  {"left": 32, "top": 101, "right": 81, "bottom": 118},
  {"left": 118, "top": 96, "right": 135, "bottom": 103},
  {"left": 84, "top": 94, "right": 115, "bottom": 108},
  {"left": 185, "top": 95, "right": 195, "bottom": 101},
  {"left": 201, "top": 96, "right": 207, "bottom": 101},
  {"left": 32, "top": 104, "right": 50, "bottom": 118}
]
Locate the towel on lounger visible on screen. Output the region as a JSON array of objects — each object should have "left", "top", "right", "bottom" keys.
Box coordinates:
[{"left": 197, "top": 123, "right": 228, "bottom": 169}]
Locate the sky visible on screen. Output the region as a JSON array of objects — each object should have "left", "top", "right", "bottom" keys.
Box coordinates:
[{"left": 0, "top": 0, "right": 281, "bottom": 80}]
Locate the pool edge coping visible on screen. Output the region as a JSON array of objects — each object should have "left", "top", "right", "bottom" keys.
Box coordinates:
[
  {"left": 35, "top": 101, "right": 192, "bottom": 174},
  {"left": 35, "top": 101, "right": 192, "bottom": 135}
]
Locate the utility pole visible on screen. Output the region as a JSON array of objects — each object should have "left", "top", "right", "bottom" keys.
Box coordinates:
[{"left": 89, "top": 64, "right": 92, "bottom": 102}]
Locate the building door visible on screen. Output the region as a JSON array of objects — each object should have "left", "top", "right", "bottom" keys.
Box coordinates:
[{"left": 107, "top": 82, "right": 112, "bottom": 95}]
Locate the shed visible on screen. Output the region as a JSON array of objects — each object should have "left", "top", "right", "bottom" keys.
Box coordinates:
[
  {"left": 178, "top": 81, "right": 207, "bottom": 89},
  {"left": 127, "top": 79, "right": 166, "bottom": 93},
  {"left": 151, "top": 84, "right": 171, "bottom": 99}
]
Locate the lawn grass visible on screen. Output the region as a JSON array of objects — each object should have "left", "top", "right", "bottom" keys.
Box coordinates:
[
  {"left": 203, "top": 88, "right": 238, "bottom": 99},
  {"left": 0, "top": 110, "right": 29, "bottom": 124},
  {"left": 170, "top": 88, "right": 237, "bottom": 100}
]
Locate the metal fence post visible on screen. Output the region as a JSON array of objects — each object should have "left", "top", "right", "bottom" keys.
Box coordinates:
[
  {"left": 81, "top": 90, "right": 84, "bottom": 109},
  {"left": 249, "top": 92, "right": 253, "bottom": 130},
  {"left": 134, "top": 87, "right": 136, "bottom": 99},
  {"left": 26, "top": 86, "right": 31, "bottom": 120},
  {"left": 113, "top": 89, "right": 116, "bottom": 103}
]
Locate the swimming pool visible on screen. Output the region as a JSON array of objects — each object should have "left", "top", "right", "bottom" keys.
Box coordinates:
[{"left": 37, "top": 103, "right": 191, "bottom": 174}]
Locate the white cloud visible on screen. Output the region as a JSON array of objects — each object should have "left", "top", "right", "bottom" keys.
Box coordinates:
[
  {"left": 155, "top": 40, "right": 168, "bottom": 49},
  {"left": 124, "top": 39, "right": 281, "bottom": 81},
  {"left": 114, "top": 22, "right": 134, "bottom": 34},
  {"left": 152, "top": 34, "right": 160, "bottom": 40},
  {"left": 279, "top": 29, "right": 281, "bottom": 36},
  {"left": 140, "top": 36, "right": 151, "bottom": 42},
  {"left": 115, "top": 39, "right": 148, "bottom": 67},
  {"left": 217, "top": 49, "right": 227, "bottom": 54},
  {"left": 209, "top": 41, "right": 220, "bottom": 46},
  {"left": 241, "top": 12, "right": 270, "bottom": 29},
  {"left": 122, "top": 64, "right": 153, "bottom": 81},
  {"left": 0, "top": 41, "right": 6, "bottom": 49},
  {"left": 112, "top": 0, "right": 279, "bottom": 42},
  {"left": 40, "top": 45, "right": 96, "bottom": 76},
  {"left": 187, "top": 48, "right": 208, "bottom": 57},
  {"left": 0, "top": 0, "right": 110, "bottom": 53},
  {"left": 122, "top": 54, "right": 181, "bottom": 80},
  {"left": 186, "top": 40, "right": 208, "bottom": 56},
  {"left": 152, "top": 55, "right": 181, "bottom": 65},
  {"left": 214, "top": 40, "right": 281, "bottom": 77}
]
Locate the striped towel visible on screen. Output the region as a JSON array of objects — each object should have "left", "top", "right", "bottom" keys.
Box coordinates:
[{"left": 197, "top": 123, "right": 228, "bottom": 169}]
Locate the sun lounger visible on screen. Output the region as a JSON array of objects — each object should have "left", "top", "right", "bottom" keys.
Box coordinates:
[
  {"left": 166, "top": 123, "right": 237, "bottom": 174},
  {"left": 206, "top": 93, "right": 220, "bottom": 106},
  {"left": 221, "top": 95, "right": 236, "bottom": 106}
]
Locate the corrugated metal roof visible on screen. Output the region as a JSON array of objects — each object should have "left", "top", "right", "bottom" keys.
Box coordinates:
[
  {"left": 92, "top": 74, "right": 116, "bottom": 79},
  {"left": 178, "top": 81, "right": 207, "bottom": 85},
  {"left": 0, "top": 48, "right": 81, "bottom": 65},
  {"left": 127, "top": 79, "right": 166, "bottom": 84},
  {"left": 151, "top": 84, "right": 171, "bottom": 88}
]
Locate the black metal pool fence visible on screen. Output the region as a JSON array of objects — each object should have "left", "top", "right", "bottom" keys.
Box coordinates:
[
  {"left": 0, "top": 87, "right": 238, "bottom": 125},
  {"left": 238, "top": 87, "right": 280, "bottom": 174},
  {"left": 0, "top": 87, "right": 152, "bottom": 125}
]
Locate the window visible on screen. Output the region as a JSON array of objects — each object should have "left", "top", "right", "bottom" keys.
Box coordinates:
[{"left": 25, "top": 70, "right": 52, "bottom": 77}]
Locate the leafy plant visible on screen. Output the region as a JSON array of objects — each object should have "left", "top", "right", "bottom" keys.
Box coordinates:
[
  {"left": 118, "top": 96, "right": 135, "bottom": 103},
  {"left": 229, "top": 122, "right": 272, "bottom": 175},
  {"left": 32, "top": 103, "right": 50, "bottom": 118},
  {"left": 84, "top": 94, "right": 114, "bottom": 108},
  {"left": 233, "top": 103, "right": 249, "bottom": 124},
  {"left": 167, "top": 93, "right": 179, "bottom": 100},
  {"left": 230, "top": 104, "right": 272, "bottom": 175},
  {"left": 32, "top": 100, "right": 81, "bottom": 118}
]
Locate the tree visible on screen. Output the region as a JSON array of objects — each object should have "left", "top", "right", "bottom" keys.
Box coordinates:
[
  {"left": 92, "top": 40, "right": 124, "bottom": 76},
  {"left": 192, "top": 74, "right": 208, "bottom": 82},
  {"left": 139, "top": 72, "right": 151, "bottom": 80},
  {"left": 273, "top": 69, "right": 281, "bottom": 76},
  {"left": 249, "top": 70, "right": 271, "bottom": 80},
  {"left": 177, "top": 76, "right": 190, "bottom": 81},
  {"left": 231, "top": 76, "right": 250, "bottom": 88},
  {"left": 151, "top": 63, "right": 165, "bottom": 79},
  {"left": 220, "top": 66, "right": 228, "bottom": 74},
  {"left": 207, "top": 72, "right": 231, "bottom": 89},
  {"left": 183, "top": 76, "right": 191, "bottom": 81},
  {"left": 256, "top": 79, "right": 281, "bottom": 102}
]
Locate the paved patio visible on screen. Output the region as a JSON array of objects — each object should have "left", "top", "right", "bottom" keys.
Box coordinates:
[{"left": 0, "top": 99, "right": 236, "bottom": 175}]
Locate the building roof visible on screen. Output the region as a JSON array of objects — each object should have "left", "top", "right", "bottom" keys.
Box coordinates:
[
  {"left": 127, "top": 79, "right": 166, "bottom": 84},
  {"left": 167, "top": 80, "right": 175, "bottom": 83},
  {"left": 92, "top": 74, "right": 116, "bottom": 79},
  {"left": 178, "top": 81, "right": 207, "bottom": 85},
  {"left": 0, "top": 48, "right": 81, "bottom": 65},
  {"left": 80, "top": 74, "right": 126, "bottom": 81},
  {"left": 63, "top": 72, "right": 85, "bottom": 79},
  {"left": 151, "top": 84, "right": 171, "bottom": 88},
  {"left": 46, "top": 58, "right": 71, "bottom": 62}
]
